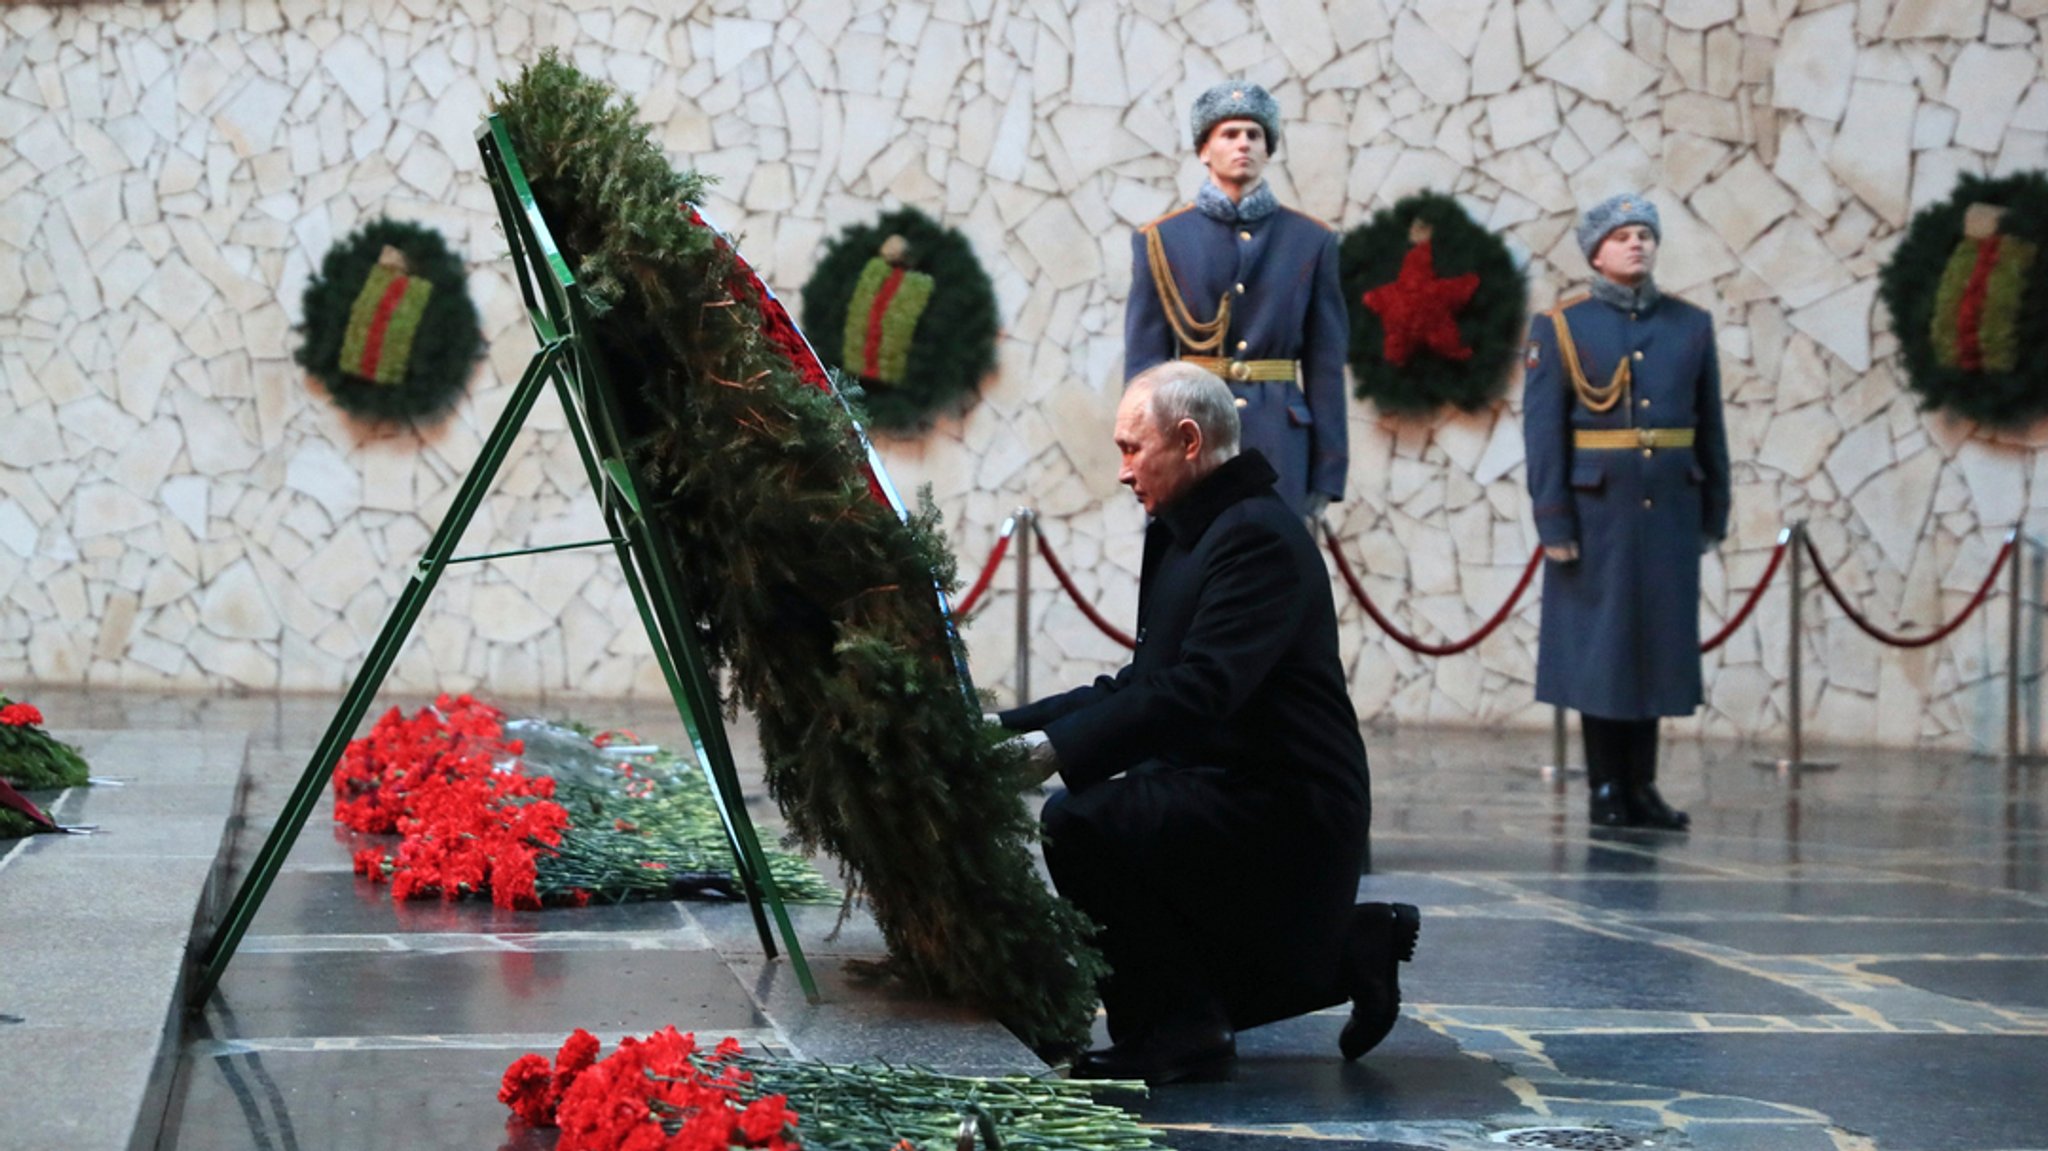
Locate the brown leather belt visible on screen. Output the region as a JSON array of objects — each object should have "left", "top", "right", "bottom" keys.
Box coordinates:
[
  {"left": 1575, "top": 427, "right": 1696, "bottom": 449},
  {"left": 1180, "top": 355, "right": 1297, "bottom": 382}
]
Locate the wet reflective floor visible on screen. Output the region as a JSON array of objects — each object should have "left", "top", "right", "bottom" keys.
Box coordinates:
[{"left": 17, "top": 689, "right": 2045, "bottom": 1151}]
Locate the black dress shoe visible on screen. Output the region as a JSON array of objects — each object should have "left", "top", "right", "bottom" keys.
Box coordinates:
[
  {"left": 1626, "top": 783, "right": 1690, "bottom": 830},
  {"left": 1338, "top": 902, "right": 1421, "bottom": 1061},
  {"left": 1071, "top": 1024, "right": 1236, "bottom": 1085},
  {"left": 1589, "top": 781, "right": 1632, "bottom": 827}
]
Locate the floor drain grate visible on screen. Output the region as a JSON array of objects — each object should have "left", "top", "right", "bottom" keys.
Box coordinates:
[{"left": 1493, "top": 1128, "right": 1641, "bottom": 1150}]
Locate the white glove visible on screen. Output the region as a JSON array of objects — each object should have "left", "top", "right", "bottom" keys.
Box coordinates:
[
  {"left": 1006, "top": 729, "right": 1061, "bottom": 787},
  {"left": 1301, "top": 491, "right": 1331, "bottom": 527}
]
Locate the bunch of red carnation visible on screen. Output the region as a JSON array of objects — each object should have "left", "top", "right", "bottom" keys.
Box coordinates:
[
  {"left": 0, "top": 701, "right": 45, "bottom": 727},
  {"left": 342, "top": 694, "right": 572, "bottom": 909},
  {"left": 500, "top": 1028, "right": 798, "bottom": 1151}
]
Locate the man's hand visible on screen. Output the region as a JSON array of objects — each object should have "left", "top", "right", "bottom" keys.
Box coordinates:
[
  {"left": 1004, "top": 730, "right": 1061, "bottom": 787},
  {"left": 1701, "top": 533, "right": 1720, "bottom": 556},
  {"left": 1543, "top": 542, "right": 1580, "bottom": 564},
  {"left": 1301, "top": 491, "right": 1331, "bottom": 528}
]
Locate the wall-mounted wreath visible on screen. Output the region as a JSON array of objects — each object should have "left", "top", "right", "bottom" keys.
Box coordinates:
[
  {"left": 1879, "top": 171, "right": 2048, "bottom": 428},
  {"left": 295, "top": 218, "right": 484, "bottom": 426},
  {"left": 799, "top": 207, "right": 998, "bottom": 430},
  {"left": 1341, "top": 191, "right": 1526, "bottom": 415}
]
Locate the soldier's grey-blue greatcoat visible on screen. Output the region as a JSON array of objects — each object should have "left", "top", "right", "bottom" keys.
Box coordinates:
[
  {"left": 1522, "top": 291, "right": 1732, "bottom": 719},
  {"left": 1126, "top": 204, "right": 1349, "bottom": 512}
]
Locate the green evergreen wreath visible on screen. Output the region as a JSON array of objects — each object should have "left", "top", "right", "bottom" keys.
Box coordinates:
[
  {"left": 1341, "top": 191, "right": 1526, "bottom": 415},
  {"left": 1879, "top": 171, "right": 2048, "bottom": 428},
  {"left": 494, "top": 54, "right": 1102, "bottom": 1053},
  {"left": 295, "top": 218, "right": 484, "bottom": 426},
  {"left": 800, "top": 208, "right": 998, "bottom": 430}
]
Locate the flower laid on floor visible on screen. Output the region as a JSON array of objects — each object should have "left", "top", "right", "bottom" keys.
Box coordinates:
[
  {"left": 500, "top": 1029, "right": 1163, "bottom": 1151},
  {"left": 502, "top": 1029, "right": 798, "bottom": 1151},
  {"left": 337, "top": 695, "right": 834, "bottom": 907},
  {"left": 0, "top": 690, "right": 90, "bottom": 838}
]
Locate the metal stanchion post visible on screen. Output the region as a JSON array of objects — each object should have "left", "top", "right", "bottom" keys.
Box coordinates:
[
  {"left": 1014, "top": 508, "right": 1032, "bottom": 709},
  {"left": 1757, "top": 521, "right": 1836, "bottom": 773},
  {"left": 2013, "top": 528, "right": 2047, "bottom": 767},
  {"left": 1547, "top": 705, "right": 1569, "bottom": 792},
  {"left": 2013, "top": 526, "right": 2025, "bottom": 763}
]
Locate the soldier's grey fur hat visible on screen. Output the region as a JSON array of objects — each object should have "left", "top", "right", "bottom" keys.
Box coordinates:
[
  {"left": 1576, "top": 192, "right": 1660, "bottom": 259},
  {"left": 1191, "top": 81, "right": 1280, "bottom": 154}
]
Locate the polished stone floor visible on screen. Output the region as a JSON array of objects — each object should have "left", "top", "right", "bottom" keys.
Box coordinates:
[{"left": 16, "top": 689, "right": 2045, "bottom": 1151}]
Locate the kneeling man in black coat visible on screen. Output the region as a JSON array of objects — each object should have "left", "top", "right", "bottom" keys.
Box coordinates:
[{"left": 999, "top": 362, "right": 1419, "bottom": 1084}]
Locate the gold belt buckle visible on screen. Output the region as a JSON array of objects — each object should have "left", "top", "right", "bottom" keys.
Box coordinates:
[
  {"left": 1229, "top": 360, "right": 1252, "bottom": 381},
  {"left": 1637, "top": 427, "right": 1655, "bottom": 448}
]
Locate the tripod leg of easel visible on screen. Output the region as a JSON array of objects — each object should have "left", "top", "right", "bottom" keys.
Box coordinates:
[{"left": 189, "top": 342, "right": 566, "bottom": 1006}]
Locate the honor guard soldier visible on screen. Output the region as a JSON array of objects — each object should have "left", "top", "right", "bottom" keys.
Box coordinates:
[
  {"left": 1522, "top": 193, "right": 1732, "bottom": 831},
  {"left": 1125, "top": 81, "right": 1349, "bottom": 521}
]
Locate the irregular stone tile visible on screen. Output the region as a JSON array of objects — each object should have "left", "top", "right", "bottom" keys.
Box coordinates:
[
  {"left": 1788, "top": 279, "right": 1876, "bottom": 373},
  {"left": 903, "top": 17, "right": 968, "bottom": 121},
  {"left": 1047, "top": 106, "right": 1150, "bottom": 182},
  {"left": 1286, "top": 120, "right": 1350, "bottom": 222},
  {"left": 1740, "top": 217, "right": 1854, "bottom": 310},
  {"left": 1667, "top": 0, "right": 1739, "bottom": 30},
  {"left": 1850, "top": 445, "right": 1941, "bottom": 572},
  {"left": 1945, "top": 43, "right": 2035, "bottom": 154},
  {"left": 1471, "top": 0, "right": 1520, "bottom": 96},
  {"left": 1994, "top": 128, "right": 2048, "bottom": 177},
  {"left": 1882, "top": 0, "right": 1987, "bottom": 39},
  {"left": 161, "top": 476, "right": 209, "bottom": 540},
  {"left": 1328, "top": 0, "right": 1392, "bottom": 48},
  {"left": 1380, "top": 149, "right": 1466, "bottom": 202},
  {"left": 1656, "top": 191, "right": 1741, "bottom": 293},
  {"left": 1827, "top": 79, "right": 1916, "bottom": 227},
  {"left": 1482, "top": 145, "right": 1575, "bottom": 213},
  {"left": 1420, "top": 0, "right": 1491, "bottom": 58},
  {"left": 1954, "top": 438, "right": 2026, "bottom": 529},
  {"left": 1689, "top": 154, "right": 1794, "bottom": 254},
  {"left": 1518, "top": 0, "right": 1572, "bottom": 62},
  {"left": 1488, "top": 84, "right": 1560, "bottom": 152},
  {"left": 1771, "top": 3, "right": 1856, "bottom": 121},
  {"left": 1662, "top": 91, "right": 1744, "bottom": 142},
  {"left": 1910, "top": 146, "right": 1983, "bottom": 213},
  {"left": 198, "top": 558, "right": 281, "bottom": 640},
  {"left": 1536, "top": 25, "right": 1657, "bottom": 107},
  {"left": 1757, "top": 403, "right": 1840, "bottom": 478},
  {"left": 1393, "top": 12, "right": 1471, "bottom": 105},
  {"left": 1014, "top": 199, "right": 1100, "bottom": 292}
]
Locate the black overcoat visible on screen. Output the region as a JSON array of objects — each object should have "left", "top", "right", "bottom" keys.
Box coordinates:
[
  {"left": 1001, "top": 451, "right": 1369, "bottom": 1036},
  {"left": 1522, "top": 290, "right": 1732, "bottom": 719}
]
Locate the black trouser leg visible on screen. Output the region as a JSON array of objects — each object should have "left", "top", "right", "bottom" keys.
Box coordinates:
[
  {"left": 1620, "top": 718, "right": 1689, "bottom": 830},
  {"left": 1580, "top": 714, "right": 1632, "bottom": 826},
  {"left": 1041, "top": 788, "right": 1219, "bottom": 1046}
]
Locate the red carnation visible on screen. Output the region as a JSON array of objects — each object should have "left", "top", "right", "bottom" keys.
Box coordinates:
[
  {"left": 0, "top": 702, "right": 44, "bottom": 727},
  {"left": 498, "top": 1053, "right": 557, "bottom": 1127}
]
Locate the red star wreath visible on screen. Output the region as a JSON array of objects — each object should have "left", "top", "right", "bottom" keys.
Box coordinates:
[
  {"left": 1340, "top": 191, "right": 1526, "bottom": 414},
  {"left": 1360, "top": 221, "right": 1480, "bottom": 368}
]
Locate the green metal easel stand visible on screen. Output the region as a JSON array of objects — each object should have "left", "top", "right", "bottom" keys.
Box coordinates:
[{"left": 189, "top": 115, "right": 816, "bottom": 1007}]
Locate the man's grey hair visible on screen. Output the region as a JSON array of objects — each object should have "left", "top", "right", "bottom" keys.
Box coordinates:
[{"left": 1128, "top": 361, "right": 1241, "bottom": 464}]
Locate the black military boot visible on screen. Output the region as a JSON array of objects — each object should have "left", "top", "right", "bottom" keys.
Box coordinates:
[
  {"left": 1622, "top": 722, "right": 1689, "bottom": 831},
  {"left": 1337, "top": 902, "right": 1420, "bottom": 1060}
]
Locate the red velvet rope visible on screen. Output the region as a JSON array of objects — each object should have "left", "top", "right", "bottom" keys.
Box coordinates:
[
  {"left": 1034, "top": 532, "right": 1137, "bottom": 650},
  {"left": 953, "top": 525, "right": 1014, "bottom": 617},
  {"left": 1803, "top": 532, "right": 2015, "bottom": 649},
  {"left": 1324, "top": 528, "right": 1543, "bottom": 656},
  {"left": 1700, "top": 537, "right": 1789, "bottom": 653}
]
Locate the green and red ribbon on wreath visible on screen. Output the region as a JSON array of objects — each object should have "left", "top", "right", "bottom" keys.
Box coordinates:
[
  {"left": 338, "top": 246, "right": 436, "bottom": 386},
  {"left": 1930, "top": 203, "right": 2037, "bottom": 375}
]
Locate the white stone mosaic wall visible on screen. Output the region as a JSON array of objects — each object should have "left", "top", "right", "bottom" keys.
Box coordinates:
[{"left": 1, "top": 0, "right": 2043, "bottom": 749}]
